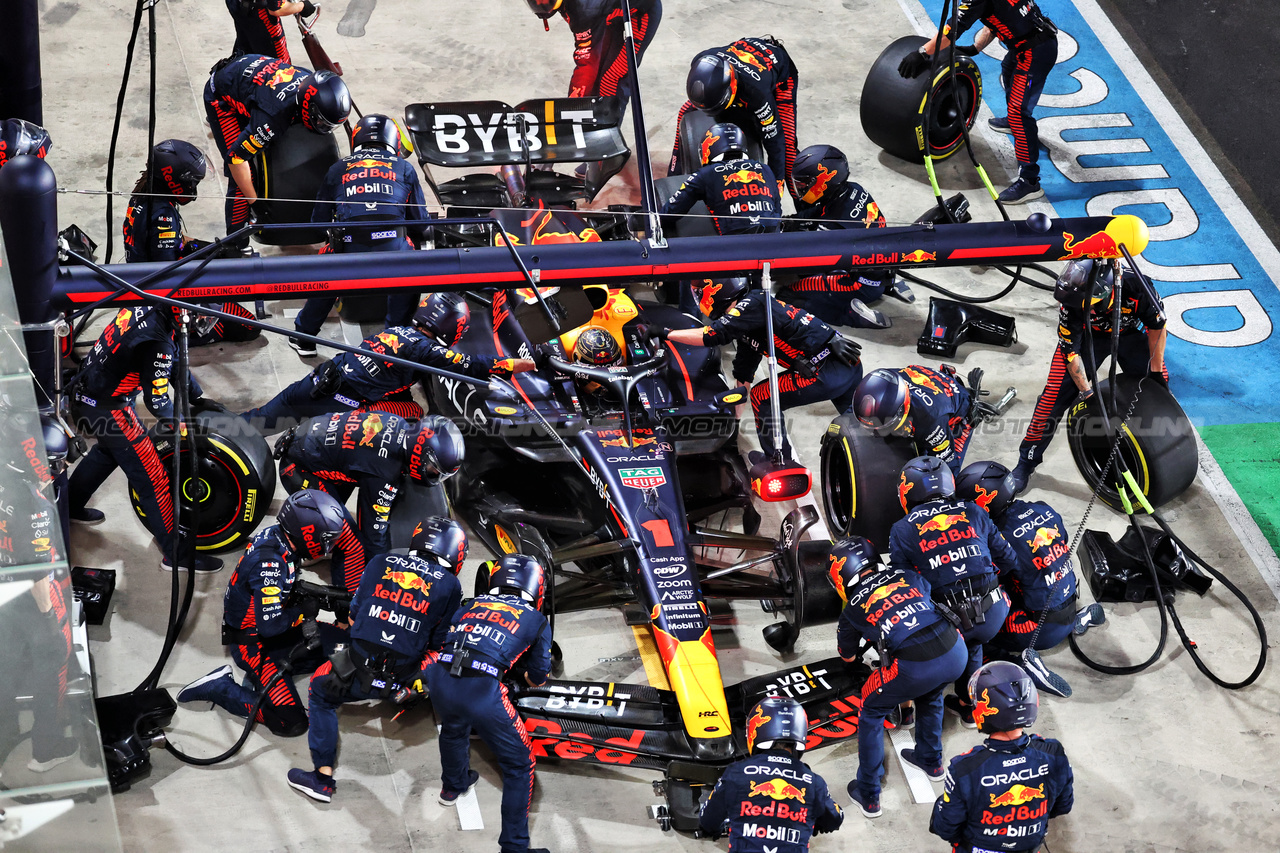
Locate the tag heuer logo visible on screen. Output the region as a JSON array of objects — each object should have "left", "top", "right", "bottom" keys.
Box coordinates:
[{"left": 619, "top": 467, "right": 666, "bottom": 489}]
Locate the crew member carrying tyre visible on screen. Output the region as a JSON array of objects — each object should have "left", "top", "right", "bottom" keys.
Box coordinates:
[
  {"left": 203, "top": 53, "right": 350, "bottom": 249},
  {"left": 930, "top": 662, "right": 1074, "bottom": 852},
  {"left": 660, "top": 123, "right": 781, "bottom": 236},
  {"left": 657, "top": 278, "right": 863, "bottom": 461},
  {"left": 287, "top": 517, "right": 466, "bottom": 803},
  {"left": 898, "top": 0, "right": 1058, "bottom": 205},
  {"left": 831, "top": 537, "right": 966, "bottom": 820},
  {"left": 275, "top": 411, "right": 465, "bottom": 576},
  {"left": 177, "top": 490, "right": 353, "bottom": 737},
  {"left": 291, "top": 114, "right": 431, "bottom": 355},
  {"left": 888, "top": 457, "right": 1017, "bottom": 728},
  {"left": 1010, "top": 259, "right": 1167, "bottom": 495},
  {"left": 854, "top": 364, "right": 983, "bottom": 475},
  {"left": 698, "top": 695, "right": 844, "bottom": 849},
  {"left": 778, "top": 144, "right": 902, "bottom": 330},
  {"left": 427, "top": 555, "right": 554, "bottom": 853},
  {"left": 66, "top": 306, "right": 222, "bottom": 573},
  {"left": 671, "top": 36, "right": 799, "bottom": 201},
  {"left": 242, "top": 292, "right": 536, "bottom": 434},
  {"left": 525, "top": 0, "right": 662, "bottom": 119},
  {"left": 226, "top": 0, "right": 318, "bottom": 63}
]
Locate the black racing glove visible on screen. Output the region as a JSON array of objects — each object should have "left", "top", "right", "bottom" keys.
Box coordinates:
[
  {"left": 898, "top": 49, "right": 932, "bottom": 79},
  {"left": 248, "top": 198, "right": 270, "bottom": 225},
  {"left": 634, "top": 323, "right": 667, "bottom": 342},
  {"left": 828, "top": 335, "right": 862, "bottom": 366},
  {"left": 299, "top": 0, "right": 317, "bottom": 16},
  {"left": 953, "top": 43, "right": 981, "bottom": 56}
]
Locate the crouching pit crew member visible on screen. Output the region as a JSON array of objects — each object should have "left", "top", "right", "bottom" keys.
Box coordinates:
[
  {"left": 830, "top": 537, "right": 966, "bottom": 818},
  {"left": 930, "top": 662, "right": 1074, "bottom": 852},
  {"left": 427, "top": 555, "right": 554, "bottom": 853},
  {"left": 661, "top": 123, "right": 781, "bottom": 236},
  {"left": 854, "top": 364, "right": 983, "bottom": 475},
  {"left": 177, "top": 490, "right": 354, "bottom": 736},
  {"left": 656, "top": 277, "right": 862, "bottom": 462},
  {"left": 889, "top": 457, "right": 1017, "bottom": 728},
  {"left": 287, "top": 517, "right": 466, "bottom": 802},
  {"left": 698, "top": 695, "right": 843, "bottom": 850}
]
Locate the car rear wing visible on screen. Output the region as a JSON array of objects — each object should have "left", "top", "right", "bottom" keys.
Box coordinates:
[{"left": 404, "top": 97, "right": 631, "bottom": 207}]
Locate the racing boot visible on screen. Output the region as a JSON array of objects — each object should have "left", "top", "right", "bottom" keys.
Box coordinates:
[
  {"left": 886, "top": 277, "right": 915, "bottom": 303},
  {"left": 1009, "top": 459, "right": 1037, "bottom": 496},
  {"left": 1021, "top": 648, "right": 1072, "bottom": 698},
  {"left": 178, "top": 665, "right": 254, "bottom": 716},
  {"left": 847, "top": 298, "right": 891, "bottom": 329},
  {"left": 1073, "top": 602, "right": 1106, "bottom": 635},
  {"left": 288, "top": 768, "right": 335, "bottom": 803},
  {"left": 899, "top": 747, "right": 945, "bottom": 781}
]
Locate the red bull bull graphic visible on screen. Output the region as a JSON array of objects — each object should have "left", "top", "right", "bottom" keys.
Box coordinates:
[
  {"left": 903, "top": 366, "right": 942, "bottom": 394},
  {"left": 267, "top": 66, "right": 299, "bottom": 87},
  {"left": 1026, "top": 527, "right": 1060, "bottom": 551},
  {"left": 747, "top": 778, "right": 807, "bottom": 801},
  {"left": 972, "top": 485, "right": 998, "bottom": 511},
  {"left": 724, "top": 168, "right": 766, "bottom": 186},
  {"left": 1061, "top": 229, "right": 1120, "bottom": 260},
  {"left": 827, "top": 556, "right": 847, "bottom": 602},
  {"left": 898, "top": 476, "right": 913, "bottom": 509},
  {"left": 700, "top": 131, "right": 720, "bottom": 165},
  {"left": 988, "top": 783, "right": 1045, "bottom": 808},
  {"left": 917, "top": 513, "right": 966, "bottom": 535},
  {"left": 863, "top": 200, "right": 883, "bottom": 226},
  {"left": 359, "top": 413, "right": 383, "bottom": 447},
  {"left": 746, "top": 706, "right": 771, "bottom": 751},
  {"left": 901, "top": 249, "right": 937, "bottom": 263},
  {"left": 382, "top": 567, "right": 429, "bottom": 592},
  {"left": 972, "top": 688, "right": 997, "bottom": 729},
  {"left": 861, "top": 579, "right": 909, "bottom": 612},
  {"left": 801, "top": 164, "right": 837, "bottom": 204},
  {"left": 113, "top": 309, "right": 132, "bottom": 336},
  {"left": 477, "top": 600, "right": 525, "bottom": 619},
  {"left": 374, "top": 331, "right": 402, "bottom": 352},
  {"left": 699, "top": 280, "right": 723, "bottom": 316},
  {"left": 727, "top": 46, "right": 767, "bottom": 72}
]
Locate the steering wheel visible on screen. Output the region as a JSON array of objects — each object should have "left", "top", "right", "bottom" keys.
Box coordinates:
[{"left": 547, "top": 353, "right": 666, "bottom": 420}]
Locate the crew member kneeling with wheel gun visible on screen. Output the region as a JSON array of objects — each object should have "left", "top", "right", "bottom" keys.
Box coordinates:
[
  {"left": 830, "top": 537, "right": 967, "bottom": 819},
  {"left": 427, "top": 555, "right": 554, "bottom": 853},
  {"left": 698, "top": 695, "right": 844, "bottom": 850},
  {"left": 177, "top": 490, "right": 352, "bottom": 736},
  {"left": 287, "top": 517, "right": 466, "bottom": 803},
  {"left": 930, "top": 662, "right": 1074, "bottom": 853},
  {"left": 889, "top": 457, "right": 1018, "bottom": 729}
]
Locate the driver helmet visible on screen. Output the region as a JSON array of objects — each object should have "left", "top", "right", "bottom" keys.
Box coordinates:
[
  {"left": 700, "top": 122, "right": 748, "bottom": 165},
  {"left": 793, "top": 144, "right": 849, "bottom": 206},
  {"left": 409, "top": 516, "right": 468, "bottom": 575},
  {"left": 687, "top": 53, "right": 737, "bottom": 113},
  {"left": 697, "top": 276, "right": 749, "bottom": 320},
  {"left": 572, "top": 326, "right": 622, "bottom": 367},
  {"left": 407, "top": 415, "right": 465, "bottom": 484},
  {"left": 969, "top": 661, "right": 1039, "bottom": 733},
  {"left": 898, "top": 455, "right": 956, "bottom": 512},
  {"left": 148, "top": 139, "right": 206, "bottom": 203},
  {"left": 350, "top": 114, "right": 401, "bottom": 154},
  {"left": 488, "top": 553, "right": 547, "bottom": 610},
  {"left": 746, "top": 696, "right": 807, "bottom": 753},
  {"left": 955, "top": 460, "right": 1017, "bottom": 518},
  {"left": 277, "top": 489, "right": 348, "bottom": 560},
  {"left": 0, "top": 119, "right": 52, "bottom": 168},
  {"left": 413, "top": 292, "right": 470, "bottom": 346},
  {"left": 826, "top": 536, "right": 881, "bottom": 606},
  {"left": 854, "top": 369, "right": 911, "bottom": 436},
  {"left": 299, "top": 70, "right": 351, "bottom": 134},
  {"left": 1053, "top": 259, "right": 1115, "bottom": 312}
]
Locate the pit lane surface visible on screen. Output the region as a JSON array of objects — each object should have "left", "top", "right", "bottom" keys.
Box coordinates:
[{"left": 23, "top": 1, "right": 1280, "bottom": 851}]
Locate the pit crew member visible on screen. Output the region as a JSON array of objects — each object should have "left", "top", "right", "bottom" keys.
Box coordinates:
[
  {"left": 225, "top": 0, "right": 316, "bottom": 62},
  {"left": 661, "top": 123, "right": 781, "bottom": 236},
  {"left": 854, "top": 364, "right": 981, "bottom": 475},
  {"left": 0, "top": 118, "right": 51, "bottom": 168}
]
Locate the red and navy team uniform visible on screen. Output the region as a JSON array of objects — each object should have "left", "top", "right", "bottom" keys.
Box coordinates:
[
  {"left": 1018, "top": 271, "right": 1166, "bottom": 468},
  {"left": 670, "top": 37, "right": 799, "bottom": 198},
  {"left": 277, "top": 411, "right": 420, "bottom": 562},
  {"left": 306, "top": 551, "right": 462, "bottom": 770},
  {"left": 427, "top": 595, "right": 553, "bottom": 853},
  {"left": 931, "top": 734, "right": 1073, "bottom": 852},
  {"left": 698, "top": 748, "right": 844, "bottom": 851},
  {"left": 888, "top": 498, "right": 1017, "bottom": 699},
  {"left": 226, "top": 0, "right": 292, "bottom": 62},
  {"left": 661, "top": 156, "right": 782, "bottom": 235},
  {"left": 242, "top": 324, "right": 518, "bottom": 433},
  {"left": 203, "top": 54, "right": 312, "bottom": 242},
  {"left": 702, "top": 293, "right": 861, "bottom": 458},
  {"left": 67, "top": 307, "right": 202, "bottom": 556},
  {"left": 893, "top": 365, "right": 975, "bottom": 475},
  {"left": 837, "top": 565, "right": 966, "bottom": 803},
  {"left": 946, "top": 0, "right": 1057, "bottom": 184},
  {"left": 557, "top": 0, "right": 662, "bottom": 116},
  {"left": 781, "top": 182, "right": 891, "bottom": 325},
  {"left": 990, "top": 500, "right": 1077, "bottom": 653}
]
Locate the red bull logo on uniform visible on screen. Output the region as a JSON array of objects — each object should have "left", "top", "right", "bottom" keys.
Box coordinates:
[
  {"left": 747, "top": 778, "right": 807, "bottom": 801},
  {"left": 382, "top": 568, "right": 428, "bottom": 592},
  {"left": 989, "top": 783, "right": 1045, "bottom": 808},
  {"left": 917, "top": 513, "right": 966, "bottom": 534},
  {"left": 1027, "top": 527, "right": 1059, "bottom": 551},
  {"left": 267, "top": 66, "right": 300, "bottom": 87},
  {"left": 478, "top": 600, "right": 524, "bottom": 619},
  {"left": 359, "top": 413, "right": 384, "bottom": 447},
  {"left": 113, "top": 309, "right": 132, "bottom": 336},
  {"left": 903, "top": 366, "right": 942, "bottom": 394},
  {"left": 861, "top": 579, "right": 909, "bottom": 612},
  {"left": 724, "top": 168, "right": 766, "bottom": 185},
  {"left": 374, "top": 331, "right": 402, "bottom": 352},
  {"left": 727, "top": 46, "right": 767, "bottom": 71}
]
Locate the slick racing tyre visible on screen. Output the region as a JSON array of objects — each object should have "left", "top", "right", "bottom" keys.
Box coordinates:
[
  {"left": 131, "top": 409, "right": 276, "bottom": 552},
  {"left": 673, "top": 108, "right": 766, "bottom": 178},
  {"left": 254, "top": 123, "right": 341, "bottom": 246},
  {"left": 1065, "top": 374, "right": 1197, "bottom": 511},
  {"left": 861, "top": 36, "right": 982, "bottom": 164},
  {"left": 820, "top": 414, "right": 916, "bottom": 550},
  {"left": 387, "top": 481, "right": 450, "bottom": 550}
]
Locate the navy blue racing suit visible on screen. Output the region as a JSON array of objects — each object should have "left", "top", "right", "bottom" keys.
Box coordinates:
[
  {"left": 702, "top": 293, "right": 861, "bottom": 458},
  {"left": 837, "top": 565, "right": 966, "bottom": 801},
  {"left": 226, "top": 0, "right": 292, "bottom": 62},
  {"left": 242, "top": 324, "right": 519, "bottom": 433},
  {"left": 781, "top": 182, "right": 892, "bottom": 326},
  {"left": 893, "top": 365, "right": 974, "bottom": 475},
  {"left": 888, "top": 498, "right": 1017, "bottom": 700},
  {"left": 660, "top": 157, "right": 782, "bottom": 236},
  {"left": 930, "top": 734, "right": 1073, "bottom": 852},
  {"left": 307, "top": 551, "right": 461, "bottom": 769},
  {"left": 67, "top": 307, "right": 203, "bottom": 556},
  {"left": 698, "top": 747, "right": 843, "bottom": 851},
  {"left": 277, "top": 410, "right": 423, "bottom": 563},
  {"left": 989, "top": 500, "right": 1077, "bottom": 653},
  {"left": 556, "top": 0, "right": 662, "bottom": 117},
  {"left": 669, "top": 36, "right": 799, "bottom": 198},
  {"left": 426, "top": 595, "right": 552, "bottom": 853},
  {"left": 296, "top": 147, "right": 431, "bottom": 333}
]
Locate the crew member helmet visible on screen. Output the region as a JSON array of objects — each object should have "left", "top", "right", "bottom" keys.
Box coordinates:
[
  {"left": 149, "top": 139, "right": 207, "bottom": 203},
  {"left": 409, "top": 516, "right": 469, "bottom": 575},
  {"left": 350, "top": 114, "right": 401, "bottom": 153},
  {"left": 793, "top": 144, "right": 849, "bottom": 206},
  {"left": 413, "top": 292, "right": 471, "bottom": 346},
  {"left": 488, "top": 553, "right": 547, "bottom": 609},
  {"left": 700, "top": 122, "right": 748, "bottom": 164},
  {"left": 968, "top": 661, "right": 1039, "bottom": 734},
  {"left": 277, "top": 489, "right": 348, "bottom": 560},
  {"left": 1053, "top": 259, "right": 1115, "bottom": 312},
  {"left": 746, "top": 696, "right": 808, "bottom": 753},
  {"left": 826, "top": 536, "right": 882, "bottom": 606},
  {"left": 687, "top": 54, "right": 737, "bottom": 113},
  {"left": 0, "top": 119, "right": 52, "bottom": 168},
  {"left": 572, "top": 326, "right": 622, "bottom": 367},
  {"left": 955, "top": 460, "right": 1017, "bottom": 518},
  {"left": 408, "top": 415, "right": 465, "bottom": 484},
  {"left": 525, "top": 0, "right": 563, "bottom": 18},
  {"left": 854, "top": 369, "right": 911, "bottom": 436},
  {"left": 898, "top": 455, "right": 955, "bottom": 512},
  {"left": 696, "top": 276, "right": 749, "bottom": 320},
  {"left": 299, "top": 70, "right": 352, "bottom": 134}
]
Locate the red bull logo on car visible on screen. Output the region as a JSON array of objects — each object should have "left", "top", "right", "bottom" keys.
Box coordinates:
[
  {"left": 901, "top": 249, "right": 937, "bottom": 263},
  {"left": 1061, "top": 229, "right": 1120, "bottom": 260}
]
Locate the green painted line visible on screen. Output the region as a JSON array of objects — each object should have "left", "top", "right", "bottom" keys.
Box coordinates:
[{"left": 1199, "top": 422, "right": 1280, "bottom": 559}]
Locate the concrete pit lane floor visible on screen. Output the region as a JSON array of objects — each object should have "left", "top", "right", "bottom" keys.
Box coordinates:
[{"left": 19, "top": 0, "right": 1280, "bottom": 851}]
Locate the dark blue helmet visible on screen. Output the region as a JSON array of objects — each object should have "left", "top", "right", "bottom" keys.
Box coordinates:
[
  {"left": 277, "top": 489, "right": 348, "bottom": 560},
  {"left": 826, "top": 536, "right": 881, "bottom": 606},
  {"left": 1053, "top": 259, "right": 1115, "bottom": 312},
  {"left": 855, "top": 369, "right": 911, "bottom": 437},
  {"left": 956, "top": 460, "right": 1017, "bottom": 518},
  {"left": 408, "top": 415, "right": 465, "bottom": 484},
  {"left": 409, "top": 516, "right": 468, "bottom": 574},
  {"left": 969, "top": 661, "right": 1039, "bottom": 734},
  {"left": 700, "top": 122, "right": 747, "bottom": 164},
  {"left": 687, "top": 53, "right": 736, "bottom": 112},
  {"left": 0, "top": 119, "right": 52, "bottom": 169},
  {"left": 488, "top": 553, "right": 547, "bottom": 610},
  {"left": 413, "top": 291, "right": 471, "bottom": 345},
  {"left": 149, "top": 139, "right": 207, "bottom": 203},
  {"left": 746, "top": 695, "right": 807, "bottom": 753},
  {"left": 898, "top": 455, "right": 955, "bottom": 512},
  {"left": 696, "top": 276, "right": 749, "bottom": 320},
  {"left": 351, "top": 113, "right": 402, "bottom": 153},
  {"left": 793, "top": 144, "right": 849, "bottom": 206},
  {"left": 299, "top": 70, "right": 351, "bottom": 134}
]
